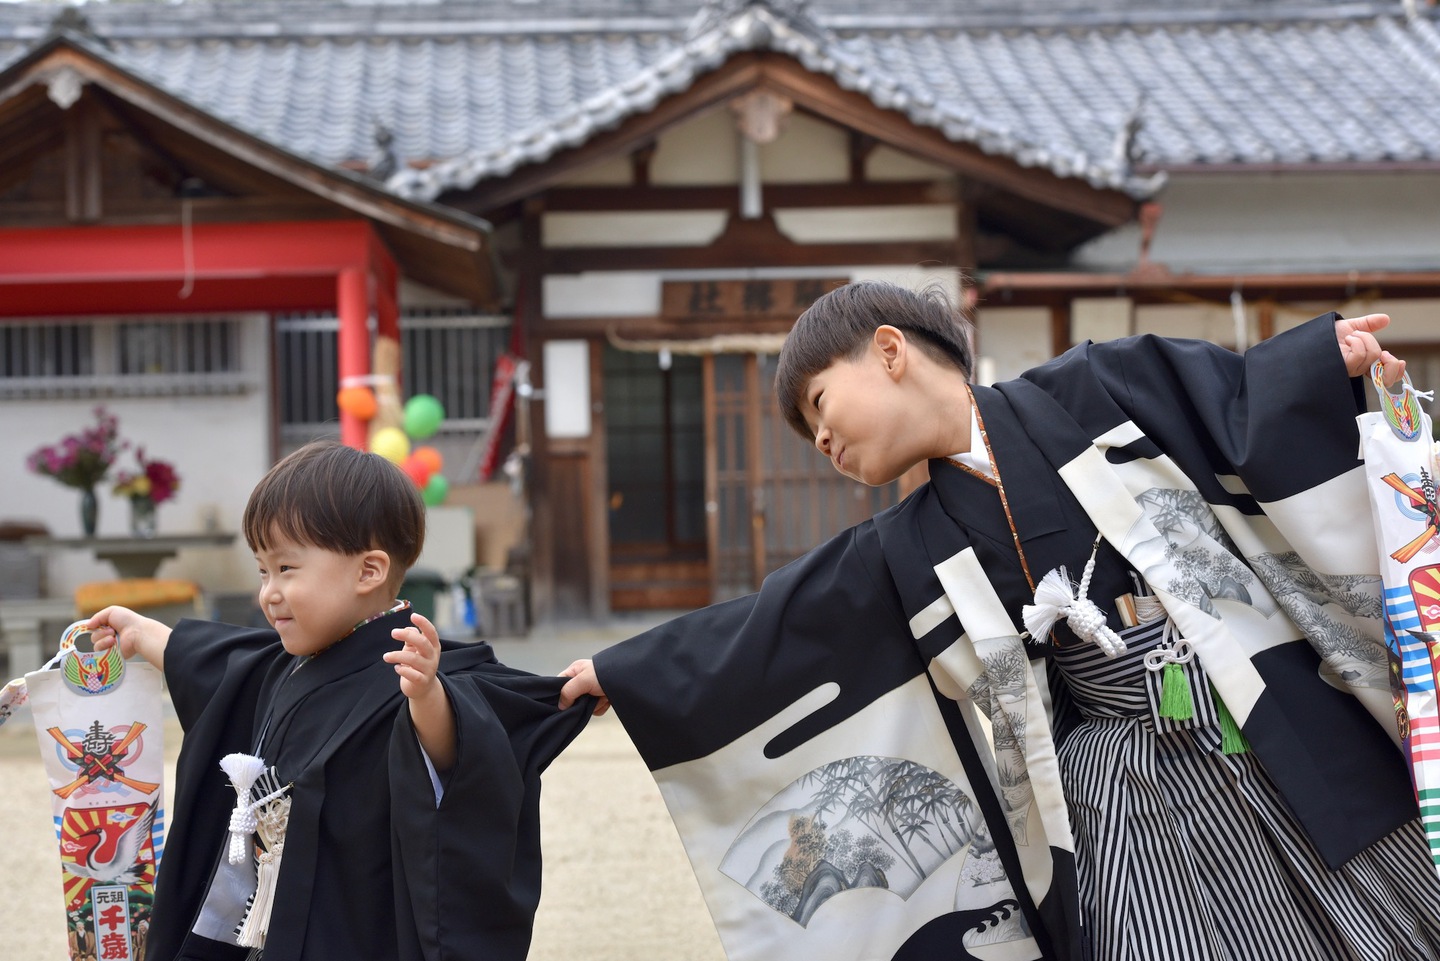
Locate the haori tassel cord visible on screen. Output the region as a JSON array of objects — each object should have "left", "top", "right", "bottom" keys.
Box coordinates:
[
  {"left": 236, "top": 768, "right": 292, "bottom": 949},
  {"left": 220, "top": 753, "right": 265, "bottom": 865},
  {"left": 1022, "top": 537, "right": 1127, "bottom": 657}
]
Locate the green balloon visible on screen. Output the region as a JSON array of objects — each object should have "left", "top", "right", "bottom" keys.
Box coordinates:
[
  {"left": 422, "top": 472, "right": 449, "bottom": 506},
  {"left": 403, "top": 394, "right": 445, "bottom": 439}
]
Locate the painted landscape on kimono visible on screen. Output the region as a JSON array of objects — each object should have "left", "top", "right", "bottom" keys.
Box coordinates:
[{"left": 720, "top": 755, "right": 1012, "bottom": 927}]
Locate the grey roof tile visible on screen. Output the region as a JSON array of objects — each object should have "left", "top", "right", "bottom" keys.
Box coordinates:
[{"left": 0, "top": 2, "right": 1437, "bottom": 203}]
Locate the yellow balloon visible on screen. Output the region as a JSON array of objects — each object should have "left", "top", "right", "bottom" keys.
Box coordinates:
[{"left": 370, "top": 426, "right": 411, "bottom": 464}]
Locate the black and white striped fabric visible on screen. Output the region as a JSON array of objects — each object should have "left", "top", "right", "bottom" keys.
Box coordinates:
[{"left": 1056, "top": 626, "right": 1440, "bottom": 961}]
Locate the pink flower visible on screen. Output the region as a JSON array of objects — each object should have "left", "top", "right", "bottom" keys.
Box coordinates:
[{"left": 26, "top": 407, "right": 123, "bottom": 491}]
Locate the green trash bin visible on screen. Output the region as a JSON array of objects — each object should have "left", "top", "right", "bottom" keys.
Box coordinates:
[{"left": 401, "top": 568, "right": 447, "bottom": 622}]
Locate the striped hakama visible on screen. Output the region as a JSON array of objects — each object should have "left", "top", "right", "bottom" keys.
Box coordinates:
[{"left": 1056, "top": 622, "right": 1440, "bottom": 961}]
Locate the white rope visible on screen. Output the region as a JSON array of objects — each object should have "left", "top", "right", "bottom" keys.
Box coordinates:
[{"left": 1022, "top": 538, "right": 1127, "bottom": 657}]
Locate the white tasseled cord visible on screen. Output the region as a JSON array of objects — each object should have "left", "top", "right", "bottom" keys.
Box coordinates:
[
  {"left": 219, "top": 753, "right": 266, "bottom": 865},
  {"left": 1022, "top": 538, "right": 1127, "bottom": 657},
  {"left": 236, "top": 775, "right": 291, "bottom": 950}
]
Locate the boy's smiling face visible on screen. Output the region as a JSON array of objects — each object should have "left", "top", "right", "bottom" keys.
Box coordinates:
[{"left": 255, "top": 532, "right": 390, "bottom": 656}]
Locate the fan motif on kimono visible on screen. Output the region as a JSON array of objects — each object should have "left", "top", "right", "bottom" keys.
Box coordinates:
[{"left": 720, "top": 755, "right": 1012, "bottom": 929}]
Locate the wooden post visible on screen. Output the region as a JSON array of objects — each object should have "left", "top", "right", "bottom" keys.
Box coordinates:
[
  {"left": 1049, "top": 299, "right": 1072, "bottom": 358},
  {"left": 745, "top": 353, "right": 766, "bottom": 587},
  {"left": 63, "top": 95, "right": 103, "bottom": 224},
  {"left": 703, "top": 354, "right": 720, "bottom": 603},
  {"left": 519, "top": 197, "right": 553, "bottom": 623},
  {"left": 587, "top": 336, "right": 610, "bottom": 622},
  {"left": 1258, "top": 299, "right": 1276, "bottom": 342}
]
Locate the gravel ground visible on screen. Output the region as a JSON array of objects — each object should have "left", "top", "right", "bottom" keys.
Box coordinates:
[{"left": 0, "top": 620, "right": 727, "bottom": 961}]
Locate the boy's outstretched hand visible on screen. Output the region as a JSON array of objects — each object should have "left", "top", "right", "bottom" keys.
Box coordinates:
[
  {"left": 387, "top": 610, "right": 443, "bottom": 699},
  {"left": 387, "top": 611, "right": 456, "bottom": 771},
  {"left": 559, "top": 659, "right": 610, "bottom": 715},
  {"left": 1337, "top": 313, "right": 1407, "bottom": 385},
  {"left": 88, "top": 605, "right": 172, "bottom": 671}
]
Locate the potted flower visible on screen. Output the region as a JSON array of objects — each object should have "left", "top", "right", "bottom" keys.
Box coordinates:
[
  {"left": 113, "top": 449, "right": 181, "bottom": 538},
  {"left": 26, "top": 407, "right": 125, "bottom": 536}
]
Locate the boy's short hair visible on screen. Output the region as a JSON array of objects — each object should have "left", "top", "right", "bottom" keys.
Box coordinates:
[
  {"left": 244, "top": 440, "right": 426, "bottom": 577},
  {"left": 775, "top": 280, "right": 975, "bottom": 440}
]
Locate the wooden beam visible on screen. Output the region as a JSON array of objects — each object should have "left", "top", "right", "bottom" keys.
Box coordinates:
[
  {"left": 535, "top": 179, "right": 958, "bottom": 213},
  {"left": 982, "top": 269, "right": 1440, "bottom": 304},
  {"left": 544, "top": 239, "right": 960, "bottom": 272},
  {"left": 539, "top": 316, "right": 799, "bottom": 340}
]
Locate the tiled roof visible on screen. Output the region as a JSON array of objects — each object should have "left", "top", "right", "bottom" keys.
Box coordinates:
[{"left": 1, "top": 1, "right": 1437, "bottom": 204}]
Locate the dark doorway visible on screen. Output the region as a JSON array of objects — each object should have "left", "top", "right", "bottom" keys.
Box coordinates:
[{"left": 604, "top": 345, "right": 709, "bottom": 609}]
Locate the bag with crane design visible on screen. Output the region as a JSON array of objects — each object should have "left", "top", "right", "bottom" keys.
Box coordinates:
[
  {"left": 1359, "top": 362, "right": 1440, "bottom": 879},
  {"left": 0, "top": 620, "right": 166, "bottom": 961}
]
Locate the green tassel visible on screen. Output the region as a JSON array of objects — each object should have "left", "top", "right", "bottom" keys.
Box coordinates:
[
  {"left": 1213, "top": 687, "right": 1251, "bottom": 755},
  {"left": 1158, "top": 662, "right": 1194, "bottom": 720}
]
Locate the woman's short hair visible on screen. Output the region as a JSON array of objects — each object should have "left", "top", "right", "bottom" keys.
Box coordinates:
[
  {"left": 775, "top": 280, "right": 974, "bottom": 440},
  {"left": 244, "top": 440, "right": 425, "bottom": 575}
]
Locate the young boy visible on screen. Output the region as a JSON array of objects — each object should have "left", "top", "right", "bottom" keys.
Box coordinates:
[
  {"left": 560, "top": 282, "right": 1440, "bottom": 961},
  {"left": 91, "top": 440, "right": 591, "bottom": 961}
]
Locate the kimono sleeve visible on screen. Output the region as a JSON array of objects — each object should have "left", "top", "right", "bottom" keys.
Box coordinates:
[
  {"left": 594, "top": 520, "right": 921, "bottom": 772},
  {"left": 163, "top": 618, "right": 280, "bottom": 731},
  {"left": 589, "top": 523, "right": 1059, "bottom": 961},
  {"left": 1023, "top": 311, "right": 1365, "bottom": 504},
  {"left": 387, "top": 661, "right": 592, "bottom": 961}
]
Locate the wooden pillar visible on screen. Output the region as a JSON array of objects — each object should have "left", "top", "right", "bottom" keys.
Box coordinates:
[
  {"left": 955, "top": 177, "right": 979, "bottom": 280},
  {"left": 1049, "top": 299, "right": 1072, "bottom": 358},
  {"left": 63, "top": 95, "right": 103, "bottom": 223},
  {"left": 519, "top": 197, "right": 553, "bottom": 622},
  {"left": 703, "top": 354, "right": 721, "bottom": 603},
  {"left": 745, "top": 353, "right": 766, "bottom": 586},
  {"left": 336, "top": 267, "right": 371, "bottom": 449},
  {"left": 1258, "top": 299, "right": 1276, "bottom": 342},
  {"left": 587, "top": 337, "right": 610, "bottom": 622}
]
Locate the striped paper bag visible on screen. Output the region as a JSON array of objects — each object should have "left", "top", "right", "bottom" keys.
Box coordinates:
[
  {"left": 1359, "top": 364, "right": 1440, "bottom": 875},
  {"left": 4, "top": 621, "right": 167, "bottom": 961}
]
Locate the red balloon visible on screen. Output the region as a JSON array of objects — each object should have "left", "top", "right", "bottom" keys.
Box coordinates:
[
  {"left": 413, "top": 445, "right": 444, "bottom": 475},
  {"left": 402, "top": 453, "right": 433, "bottom": 488}
]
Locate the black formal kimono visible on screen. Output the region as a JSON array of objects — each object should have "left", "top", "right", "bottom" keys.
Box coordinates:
[
  {"left": 595, "top": 314, "right": 1440, "bottom": 961},
  {"left": 150, "top": 608, "right": 591, "bottom": 961}
]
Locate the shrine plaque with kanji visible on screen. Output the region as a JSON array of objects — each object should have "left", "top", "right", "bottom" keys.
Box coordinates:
[{"left": 660, "top": 278, "right": 847, "bottom": 321}]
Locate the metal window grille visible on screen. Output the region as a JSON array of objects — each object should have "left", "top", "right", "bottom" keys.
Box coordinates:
[
  {"left": 276, "top": 309, "right": 514, "bottom": 468},
  {"left": 0, "top": 316, "right": 249, "bottom": 398}
]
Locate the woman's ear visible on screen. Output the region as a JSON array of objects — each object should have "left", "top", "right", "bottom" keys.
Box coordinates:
[
  {"left": 356, "top": 550, "right": 392, "bottom": 595},
  {"left": 873, "top": 325, "right": 907, "bottom": 380}
]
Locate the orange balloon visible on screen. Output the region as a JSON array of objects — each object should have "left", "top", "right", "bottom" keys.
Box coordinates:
[
  {"left": 402, "top": 453, "right": 433, "bottom": 488},
  {"left": 413, "top": 446, "right": 444, "bottom": 475},
  {"left": 337, "top": 386, "right": 378, "bottom": 421}
]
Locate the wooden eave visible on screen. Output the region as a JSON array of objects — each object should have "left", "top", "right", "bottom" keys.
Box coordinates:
[
  {"left": 0, "top": 37, "right": 497, "bottom": 307},
  {"left": 978, "top": 267, "right": 1440, "bottom": 307},
  {"left": 438, "top": 51, "right": 1138, "bottom": 243}
]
